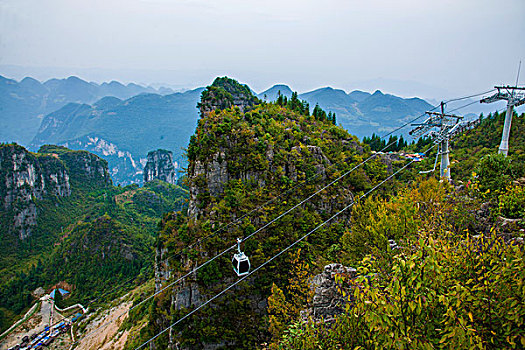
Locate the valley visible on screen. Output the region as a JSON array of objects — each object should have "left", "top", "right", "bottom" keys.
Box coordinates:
[{"left": 1, "top": 76, "right": 523, "bottom": 350}]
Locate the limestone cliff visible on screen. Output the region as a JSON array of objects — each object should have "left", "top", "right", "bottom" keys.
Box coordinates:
[
  {"left": 0, "top": 143, "right": 111, "bottom": 239},
  {"left": 306, "top": 263, "right": 356, "bottom": 323},
  {"left": 143, "top": 149, "right": 177, "bottom": 184},
  {"left": 149, "top": 77, "right": 371, "bottom": 349}
]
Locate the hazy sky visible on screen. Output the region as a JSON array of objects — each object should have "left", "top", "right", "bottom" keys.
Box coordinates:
[{"left": 1, "top": 0, "right": 524, "bottom": 98}]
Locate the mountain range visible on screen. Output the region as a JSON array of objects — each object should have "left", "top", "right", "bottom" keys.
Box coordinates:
[
  {"left": 258, "top": 85, "right": 433, "bottom": 138},
  {"left": 0, "top": 75, "right": 175, "bottom": 145},
  {"left": 31, "top": 88, "right": 204, "bottom": 185},
  {"left": 3, "top": 75, "right": 436, "bottom": 185}
]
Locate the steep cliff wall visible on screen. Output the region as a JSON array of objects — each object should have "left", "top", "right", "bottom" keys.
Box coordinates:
[
  {"left": 143, "top": 149, "right": 177, "bottom": 184},
  {"left": 0, "top": 144, "right": 111, "bottom": 240},
  {"left": 0, "top": 144, "right": 70, "bottom": 239},
  {"left": 148, "top": 77, "right": 372, "bottom": 349},
  {"left": 39, "top": 145, "right": 112, "bottom": 188}
]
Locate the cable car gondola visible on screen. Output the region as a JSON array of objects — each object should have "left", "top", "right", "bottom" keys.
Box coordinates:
[{"left": 232, "top": 238, "right": 250, "bottom": 276}]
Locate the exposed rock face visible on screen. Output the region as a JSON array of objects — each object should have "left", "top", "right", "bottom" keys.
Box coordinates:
[
  {"left": 0, "top": 144, "right": 112, "bottom": 239},
  {"left": 143, "top": 149, "right": 177, "bottom": 184},
  {"left": 62, "top": 135, "right": 147, "bottom": 185},
  {"left": 153, "top": 77, "right": 364, "bottom": 349},
  {"left": 187, "top": 152, "right": 229, "bottom": 219},
  {"left": 155, "top": 246, "right": 171, "bottom": 292},
  {"left": 1, "top": 144, "right": 71, "bottom": 239},
  {"left": 308, "top": 263, "right": 357, "bottom": 323},
  {"left": 377, "top": 152, "right": 402, "bottom": 173}
]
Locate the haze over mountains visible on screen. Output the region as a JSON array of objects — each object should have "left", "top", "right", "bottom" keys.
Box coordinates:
[
  {"left": 258, "top": 84, "right": 433, "bottom": 137},
  {"left": 0, "top": 75, "right": 175, "bottom": 145},
  {"left": 31, "top": 88, "right": 204, "bottom": 184},
  {"left": 3, "top": 74, "right": 439, "bottom": 185}
]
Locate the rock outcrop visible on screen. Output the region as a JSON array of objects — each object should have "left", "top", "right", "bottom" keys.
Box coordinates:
[
  {"left": 143, "top": 149, "right": 177, "bottom": 184},
  {"left": 1, "top": 144, "right": 71, "bottom": 239},
  {"left": 197, "top": 77, "right": 258, "bottom": 115},
  {"left": 0, "top": 143, "right": 111, "bottom": 239},
  {"left": 152, "top": 77, "right": 365, "bottom": 349},
  {"left": 307, "top": 263, "right": 356, "bottom": 323}
]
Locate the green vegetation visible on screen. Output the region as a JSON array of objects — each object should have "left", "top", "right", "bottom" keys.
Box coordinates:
[
  {"left": 452, "top": 111, "right": 525, "bottom": 181},
  {"left": 271, "top": 112, "right": 525, "bottom": 349},
  {"left": 363, "top": 133, "right": 414, "bottom": 152},
  {"left": 136, "top": 77, "right": 410, "bottom": 349},
  {"left": 273, "top": 179, "right": 524, "bottom": 349},
  {"left": 0, "top": 145, "right": 188, "bottom": 333}
]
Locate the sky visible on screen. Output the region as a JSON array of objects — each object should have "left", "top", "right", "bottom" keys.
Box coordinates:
[{"left": 1, "top": 0, "right": 524, "bottom": 98}]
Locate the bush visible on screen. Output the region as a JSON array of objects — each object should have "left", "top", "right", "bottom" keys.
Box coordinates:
[
  {"left": 498, "top": 185, "right": 525, "bottom": 219},
  {"left": 278, "top": 234, "right": 525, "bottom": 349},
  {"left": 476, "top": 153, "right": 512, "bottom": 197}
]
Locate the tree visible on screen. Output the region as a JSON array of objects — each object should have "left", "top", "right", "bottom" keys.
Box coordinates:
[
  {"left": 268, "top": 283, "right": 289, "bottom": 347},
  {"left": 267, "top": 249, "right": 312, "bottom": 349},
  {"left": 53, "top": 289, "right": 63, "bottom": 309},
  {"left": 475, "top": 153, "right": 512, "bottom": 196}
]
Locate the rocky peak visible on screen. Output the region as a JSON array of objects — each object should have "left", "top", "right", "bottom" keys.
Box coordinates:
[
  {"left": 152, "top": 77, "right": 365, "bottom": 348},
  {"left": 0, "top": 144, "right": 71, "bottom": 239},
  {"left": 39, "top": 145, "right": 112, "bottom": 187},
  {"left": 197, "top": 76, "right": 259, "bottom": 115},
  {"left": 143, "top": 149, "right": 177, "bottom": 184}
]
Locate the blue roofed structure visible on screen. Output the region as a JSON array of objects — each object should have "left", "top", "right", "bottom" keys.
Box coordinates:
[{"left": 50, "top": 288, "right": 70, "bottom": 299}]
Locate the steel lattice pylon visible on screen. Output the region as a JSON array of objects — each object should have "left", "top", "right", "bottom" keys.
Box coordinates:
[{"left": 410, "top": 102, "right": 463, "bottom": 181}]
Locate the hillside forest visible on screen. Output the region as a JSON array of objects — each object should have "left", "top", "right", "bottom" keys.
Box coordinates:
[{"left": 0, "top": 77, "right": 523, "bottom": 350}]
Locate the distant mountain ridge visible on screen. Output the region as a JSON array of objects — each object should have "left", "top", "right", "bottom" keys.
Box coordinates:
[
  {"left": 22, "top": 77, "right": 434, "bottom": 185},
  {"left": 0, "top": 74, "right": 176, "bottom": 145},
  {"left": 31, "top": 88, "right": 204, "bottom": 185},
  {"left": 258, "top": 84, "right": 433, "bottom": 137}
]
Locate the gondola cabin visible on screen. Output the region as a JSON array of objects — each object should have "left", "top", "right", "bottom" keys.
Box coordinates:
[
  {"left": 232, "top": 251, "right": 250, "bottom": 276},
  {"left": 232, "top": 238, "right": 251, "bottom": 276}
]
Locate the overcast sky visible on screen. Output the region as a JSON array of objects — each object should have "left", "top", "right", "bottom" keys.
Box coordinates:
[{"left": 1, "top": 0, "right": 524, "bottom": 98}]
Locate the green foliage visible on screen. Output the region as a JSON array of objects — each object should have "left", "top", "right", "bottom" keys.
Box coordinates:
[
  {"left": 277, "top": 179, "right": 525, "bottom": 349},
  {"left": 341, "top": 178, "right": 449, "bottom": 265},
  {"left": 197, "top": 76, "right": 259, "bottom": 113},
  {"left": 0, "top": 146, "right": 188, "bottom": 332},
  {"left": 498, "top": 185, "right": 525, "bottom": 219},
  {"left": 475, "top": 153, "right": 512, "bottom": 197},
  {"left": 268, "top": 283, "right": 289, "bottom": 344},
  {"left": 53, "top": 288, "right": 63, "bottom": 309},
  {"left": 363, "top": 133, "right": 412, "bottom": 152},
  {"left": 452, "top": 112, "right": 525, "bottom": 182},
  {"left": 142, "top": 78, "right": 377, "bottom": 349},
  {"left": 267, "top": 249, "right": 312, "bottom": 348}
]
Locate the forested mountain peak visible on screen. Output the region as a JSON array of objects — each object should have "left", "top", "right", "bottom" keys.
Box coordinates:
[
  {"left": 198, "top": 76, "right": 260, "bottom": 114},
  {"left": 142, "top": 77, "right": 384, "bottom": 348}
]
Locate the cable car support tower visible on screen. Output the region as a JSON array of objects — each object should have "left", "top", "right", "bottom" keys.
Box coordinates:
[
  {"left": 410, "top": 102, "right": 463, "bottom": 181},
  {"left": 480, "top": 85, "right": 525, "bottom": 156}
]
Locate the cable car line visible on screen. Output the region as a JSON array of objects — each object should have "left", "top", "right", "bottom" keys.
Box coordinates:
[
  {"left": 164, "top": 100, "right": 445, "bottom": 261},
  {"left": 447, "top": 99, "right": 485, "bottom": 114},
  {"left": 443, "top": 89, "right": 496, "bottom": 103},
  {"left": 69, "top": 128, "right": 409, "bottom": 347},
  {"left": 133, "top": 143, "right": 438, "bottom": 350},
  {"left": 71, "top": 135, "right": 401, "bottom": 345},
  {"left": 142, "top": 90, "right": 484, "bottom": 268},
  {"left": 70, "top": 89, "right": 492, "bottom": 346}
]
